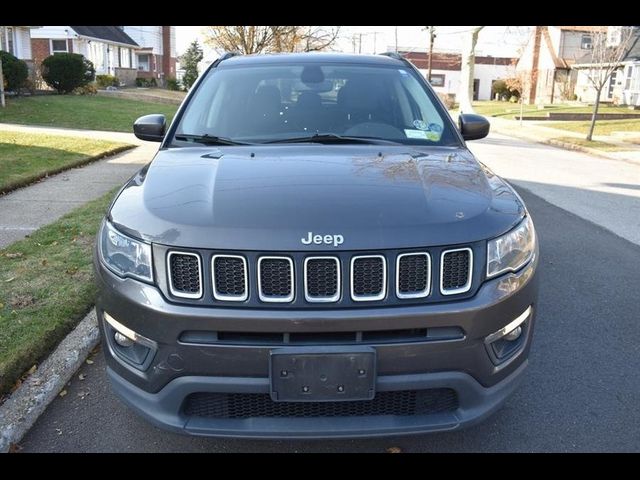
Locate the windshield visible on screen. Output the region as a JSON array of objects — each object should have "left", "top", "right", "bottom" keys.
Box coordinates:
[{"left": 173, "top": 61, "right": 460, "bottom": 146}]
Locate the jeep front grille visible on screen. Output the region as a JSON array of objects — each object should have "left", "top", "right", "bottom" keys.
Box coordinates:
[
  {"left": 212, "top": 255, "right": 248, "bottom": 301},
  {"left": 164, "top": 245, "right": 475, "bottom": 306},
  {"left": 440, "top": 248, "right": 472, "bottom": 295},
  {"left": 167, "top": 251, "right": 202, "bottom": 299},
  {"left": 350, "top": 255, "right": 386, "bottom": 301},
  {"left": 258, "top": 257, "right": 294, "bottom": 302}
]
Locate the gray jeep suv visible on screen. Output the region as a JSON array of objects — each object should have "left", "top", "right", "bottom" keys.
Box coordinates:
[{"left": 94, "top": 52, "right": 538, "bottom": 438}]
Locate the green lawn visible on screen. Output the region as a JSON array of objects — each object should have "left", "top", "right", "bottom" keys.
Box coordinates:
[
  {"left": 470, "top": 101, "right": 635, "bottom": 118},
  {"left": 0, "top": 189, "right": 116, "bottom": 395},
  {"left": 0, "top": 131, "right": 132, "bottom": 194},
  {"left": 0, "top": 95, "right": 178, "bottom": 132},
  {"left": 542, "top": 119, "right": 640, "bottom": 136}
]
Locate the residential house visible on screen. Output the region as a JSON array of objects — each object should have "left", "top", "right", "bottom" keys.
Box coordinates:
[
  {"left": 31, "top": 26, "right": 139, "bottom": 85},
  {"left": 401, "top": 50, "right": 516, "bottom": 101},
  {"left": 121, "top": 26, "right": 177, "bottom": 84},
  {"left": 572, "top": 27, "right": 640, "bottom": 106},
  {"left": 516, "top": 26, "right": 607, "bottom": 104},
  {"left": 30, "top": 26, "right": 177, "bottom": 86},
  {"left": 0, "top": 26, "right": 39, "bottom": 71}
]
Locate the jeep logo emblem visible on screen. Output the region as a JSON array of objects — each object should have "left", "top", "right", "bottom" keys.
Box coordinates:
[{"left": 301, "top": 231, "right": 344, "bottom": 247}]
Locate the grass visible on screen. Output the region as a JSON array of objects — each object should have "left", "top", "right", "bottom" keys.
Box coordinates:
[
  {"left": 0, "top": 95, "right": 178, "bottom": 132},
  {"left": 0, "top": 131, "right": 132, "bottom": 194},
  {"left": 0, "top": 189, "right": 116, "bottom": 395},
  {"left": 470, "top": 101, "right": 635, "bottom": 118},
  {"left": 552, "top": 137, "right": 631, "bottom": 152},
  {"left": 542, "top": 119, "right": 640, "bottom": 136}
]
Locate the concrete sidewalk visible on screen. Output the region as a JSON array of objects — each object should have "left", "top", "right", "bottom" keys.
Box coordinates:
[
  {"left": 0, "top": 125, "right": 157, "bottom": 248},
  {"left": 487, "top": 116, "right": 640, "bottom": 166}
]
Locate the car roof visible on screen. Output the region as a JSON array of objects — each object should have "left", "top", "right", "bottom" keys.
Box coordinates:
[{"left": 219, "top": 52, "right": 406, "bottom": 67}]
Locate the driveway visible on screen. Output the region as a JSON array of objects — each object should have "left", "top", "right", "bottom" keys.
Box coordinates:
[{"left": 18, "top": 134, "right": 640, "bottom": 452}]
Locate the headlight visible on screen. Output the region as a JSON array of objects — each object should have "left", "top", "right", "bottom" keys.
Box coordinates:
[
  {"left": 99, "top": 220, "right": 153, "bottom": 282},
  {"left": 487, "top": 215, "right": 535, "bottom": 278}
]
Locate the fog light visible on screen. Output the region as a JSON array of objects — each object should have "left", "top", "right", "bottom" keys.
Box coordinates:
[
  {"left": 503, "top": 325, "right": 522, "bottom": 342},
  {"left": 114, "top": 331, "right": 134, "bottom": 347}
]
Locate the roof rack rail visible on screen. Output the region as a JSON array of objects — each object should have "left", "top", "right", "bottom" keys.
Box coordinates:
[
  {"left": 218, "top": 51, "right": 241, "bottom": 62},
  {"left": 379, "top": 51, "right": 404, "bottom": 61}
]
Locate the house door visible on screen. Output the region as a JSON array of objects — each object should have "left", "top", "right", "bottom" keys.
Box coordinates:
[
  {"left": 473, "top": 79, "right": 480, "bottom": 101},
  {"left": 607, "top": 71, "right": 617, "bottom": 100}
]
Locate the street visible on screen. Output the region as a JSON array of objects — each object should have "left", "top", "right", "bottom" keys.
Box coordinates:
[{"left": 19, "top": 134, "right": 640, "bottom": 452}]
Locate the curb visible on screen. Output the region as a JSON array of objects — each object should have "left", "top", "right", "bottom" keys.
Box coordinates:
[
  {"left": 0, "top": 308, "right": 100, "bottom": 453},
  {"left": 491, "top": 127, "right": 640, "bottom": 167}
]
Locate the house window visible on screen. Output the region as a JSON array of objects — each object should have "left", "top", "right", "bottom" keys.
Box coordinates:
[
  {"left": 581, "top": 34, "right": 593, "bottom": 50},
  {"left": 429, "top": 74, "right": 445, "bottom": 87},
  {"left": 138, "top": 54, "right": 150, "bottom": 72},
  {"left": 51, "top": 39, "right": 68, "bottom": 54}
]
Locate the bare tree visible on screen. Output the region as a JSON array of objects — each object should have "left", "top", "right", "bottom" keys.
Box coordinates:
[
  {"left": 204, "top": 26, "right": 340, "bottom": 55},
  {"left": 577, "top": 27, "right": 635, "bottom": 141},
  {"left": 458, "top": 27, "right": 484, "bottom": 113}
]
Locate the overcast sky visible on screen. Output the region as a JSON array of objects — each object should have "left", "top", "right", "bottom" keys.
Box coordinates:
[{"left": 176, "top": 26, "right": 532, "bottom": 60}]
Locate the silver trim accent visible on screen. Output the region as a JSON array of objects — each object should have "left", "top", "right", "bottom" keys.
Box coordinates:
[
  {"left": 212, "top": 254, "right": 248, "bottom": 302},
  {"left": 103, "top": 311, "right": 156, "bottom": 349},
  {"left": 484, "top": 305, "right": 532, "bottom": 344},
  {"left": 396, "top": 252, "right": 431, "bottom": 299},
  {"left": 440, "top": 247, "right": 473, "bottom": 295},
  {"left": 304, "top": 256, "right": 341, "bottom": 303},
  {"left": 257, "top": 256, "right": 294, "bottom": 303},
  {"left": 350, "top": 254, "right": 387, "bottom": 302},
  {"left": 167, "top": 251, "right": 203, "bottom": 299}
]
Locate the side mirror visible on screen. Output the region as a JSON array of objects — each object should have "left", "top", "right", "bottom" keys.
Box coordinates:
[
  {"left": 133, "top": 114, "right": 166, "bottom": 142},
  {"left": 458, "top": 113, "right": 490, "bottom": 141}
]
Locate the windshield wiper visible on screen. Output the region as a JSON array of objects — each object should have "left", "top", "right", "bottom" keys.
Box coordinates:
[
  {"left": 264, "top": 133, "right": 399, "bottom": 145},
  {"left": 174, "top": 134, "right": 252, "bottom": 146}
]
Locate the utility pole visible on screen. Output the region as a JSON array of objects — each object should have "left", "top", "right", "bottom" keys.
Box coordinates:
[
  {"left": 0, "top": 58, "right": 5, "bottom": 108},
  {"left": 358, "top": 33, "right": 362, "bottom": 54},
  {"left": 395, "top": 26, "right": 398, "bottom": 52},
  {"left": 426, "top": 26, "right": 436, "bottom": 82}
]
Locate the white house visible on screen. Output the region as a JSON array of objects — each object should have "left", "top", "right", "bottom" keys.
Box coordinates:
[
  {"left": 402, "top": 50, "right": 515, "bottom": 101},
  {"left": 0, "top": 26, "right": 39, "bottom": 70},
  {"left": 122, "top": 26, "right": 177, "bottom": 83},
  {"left": 572, "top": 27, "right": 640, "bottom": 106},
  {"left": 30, "top": 26, "right": 139, "bottom": 84}
]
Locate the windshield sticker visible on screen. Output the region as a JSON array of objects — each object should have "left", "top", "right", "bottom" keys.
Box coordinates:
[
  {"left": 413, "top": 119, "right": 429, "bottom": 131},
  {"left": 428, "top": 123, "right": 443, "bottom": 133},
  {"left": 398, "top": 69, "right": 409, "bottom": 76},
  {"left": 405, "top": 129, "right": 429, "bottom": 139}
]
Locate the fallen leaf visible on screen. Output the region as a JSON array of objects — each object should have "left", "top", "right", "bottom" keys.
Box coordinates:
[
  {"left": 55, "top": 428, "right": 63, "bottom": 435},
  {"left": 59, "top": 389, "right": 68, "bottom": 397},
  {"left": 5, "top": 277, "right": 15, "bottom": 283},
  {"left": 77, "top": 390, "right": 89, "bottom": 399},
  {"left": 41, "top": 259, "right": 48, "bottom": 266},
  {"left": 27, "top": 364, "right": 37, "bottom": 375},
  {"left": 5, "top": 252, "right": 23, "bottom": 258},
  {"left": 0, "top": 303, "right": 4, "bottom": 309},
  {"left": 85, "top": 359, "right": 94, "bottom": 365},
  {"left": 78, "top": 373, "right": 86, "bottom": 381},
  {"left": 386, "top": 447, "right": 402, "bottom": 454},
  {"left": 8, "top": 443, "right": 22, "bottom": 453}
]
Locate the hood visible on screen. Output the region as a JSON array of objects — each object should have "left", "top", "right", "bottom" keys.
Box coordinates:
[{"left": 109, "top": 145, "right": 524, "bottom": 251}]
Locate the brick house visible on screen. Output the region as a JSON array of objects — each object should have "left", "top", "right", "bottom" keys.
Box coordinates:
[
  {"left": 30, "top": 26, "right": 176, "bottom": 86},
  {"left": 516, "top": 26, "right": 607, "bottom": 104},
  {"left": 401, "top": 50, "right": 516, "bottom": 101}
]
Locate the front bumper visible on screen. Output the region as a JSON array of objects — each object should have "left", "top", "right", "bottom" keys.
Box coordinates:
[{"left": 95, "top": 248, "right": 538, "bottom": 438}]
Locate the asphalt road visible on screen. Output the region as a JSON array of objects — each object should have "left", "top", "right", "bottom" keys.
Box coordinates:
[{"left": 19, "top": 134, "right": 640, "bottom": 452}]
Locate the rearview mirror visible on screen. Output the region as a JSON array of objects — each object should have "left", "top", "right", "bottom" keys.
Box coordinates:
[
  {"left": 133, "top": 114, "right": 166, "bottom": 142},
  {"left": 458, "top": 113, "right": 490, "bottom": 141}
]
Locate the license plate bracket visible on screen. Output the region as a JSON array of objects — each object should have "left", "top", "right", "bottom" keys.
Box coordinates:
[{"left": 269, "top": 347, "right": 376, "bottom": 402}]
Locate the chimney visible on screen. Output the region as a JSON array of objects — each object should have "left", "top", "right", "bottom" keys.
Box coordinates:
[{"left": 162, "top": 26, "right": 173, "bottom": 79}]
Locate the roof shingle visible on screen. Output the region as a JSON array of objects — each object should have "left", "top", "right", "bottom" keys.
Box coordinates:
[{"left": 69, "top": 26, "right": 138, "bottom": 47}]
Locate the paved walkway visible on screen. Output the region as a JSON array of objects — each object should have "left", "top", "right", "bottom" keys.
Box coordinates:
[
  {"left": 0, "top": 124, "right": 157, "bottom": 248},
  {"left": 487, "top": 116, "right": 640, "bottom": 165}
]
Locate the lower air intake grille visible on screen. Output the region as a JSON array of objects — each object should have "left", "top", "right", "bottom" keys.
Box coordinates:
[
  {"left": 168, "top": 252, "right": 201, "bottom": 298},
  {"left": 441, "top": 249, "right": 471, "bottom": 293},
  {"left": 258, "top": 257, "right": 293, "bottom": 302},
  {"left": 183, "top": 389, "right": 458, "bottom": 419},
  {"left": 351, "top": 256, "right": 385, "bottom": 300}
]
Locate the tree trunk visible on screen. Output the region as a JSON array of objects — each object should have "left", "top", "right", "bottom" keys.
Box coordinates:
[
  {"left": 587, "top": 87, "right": 602, "bottom": 141},
  {"left": 458, "top": 27, "right": 483, "bottom": 113}
]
